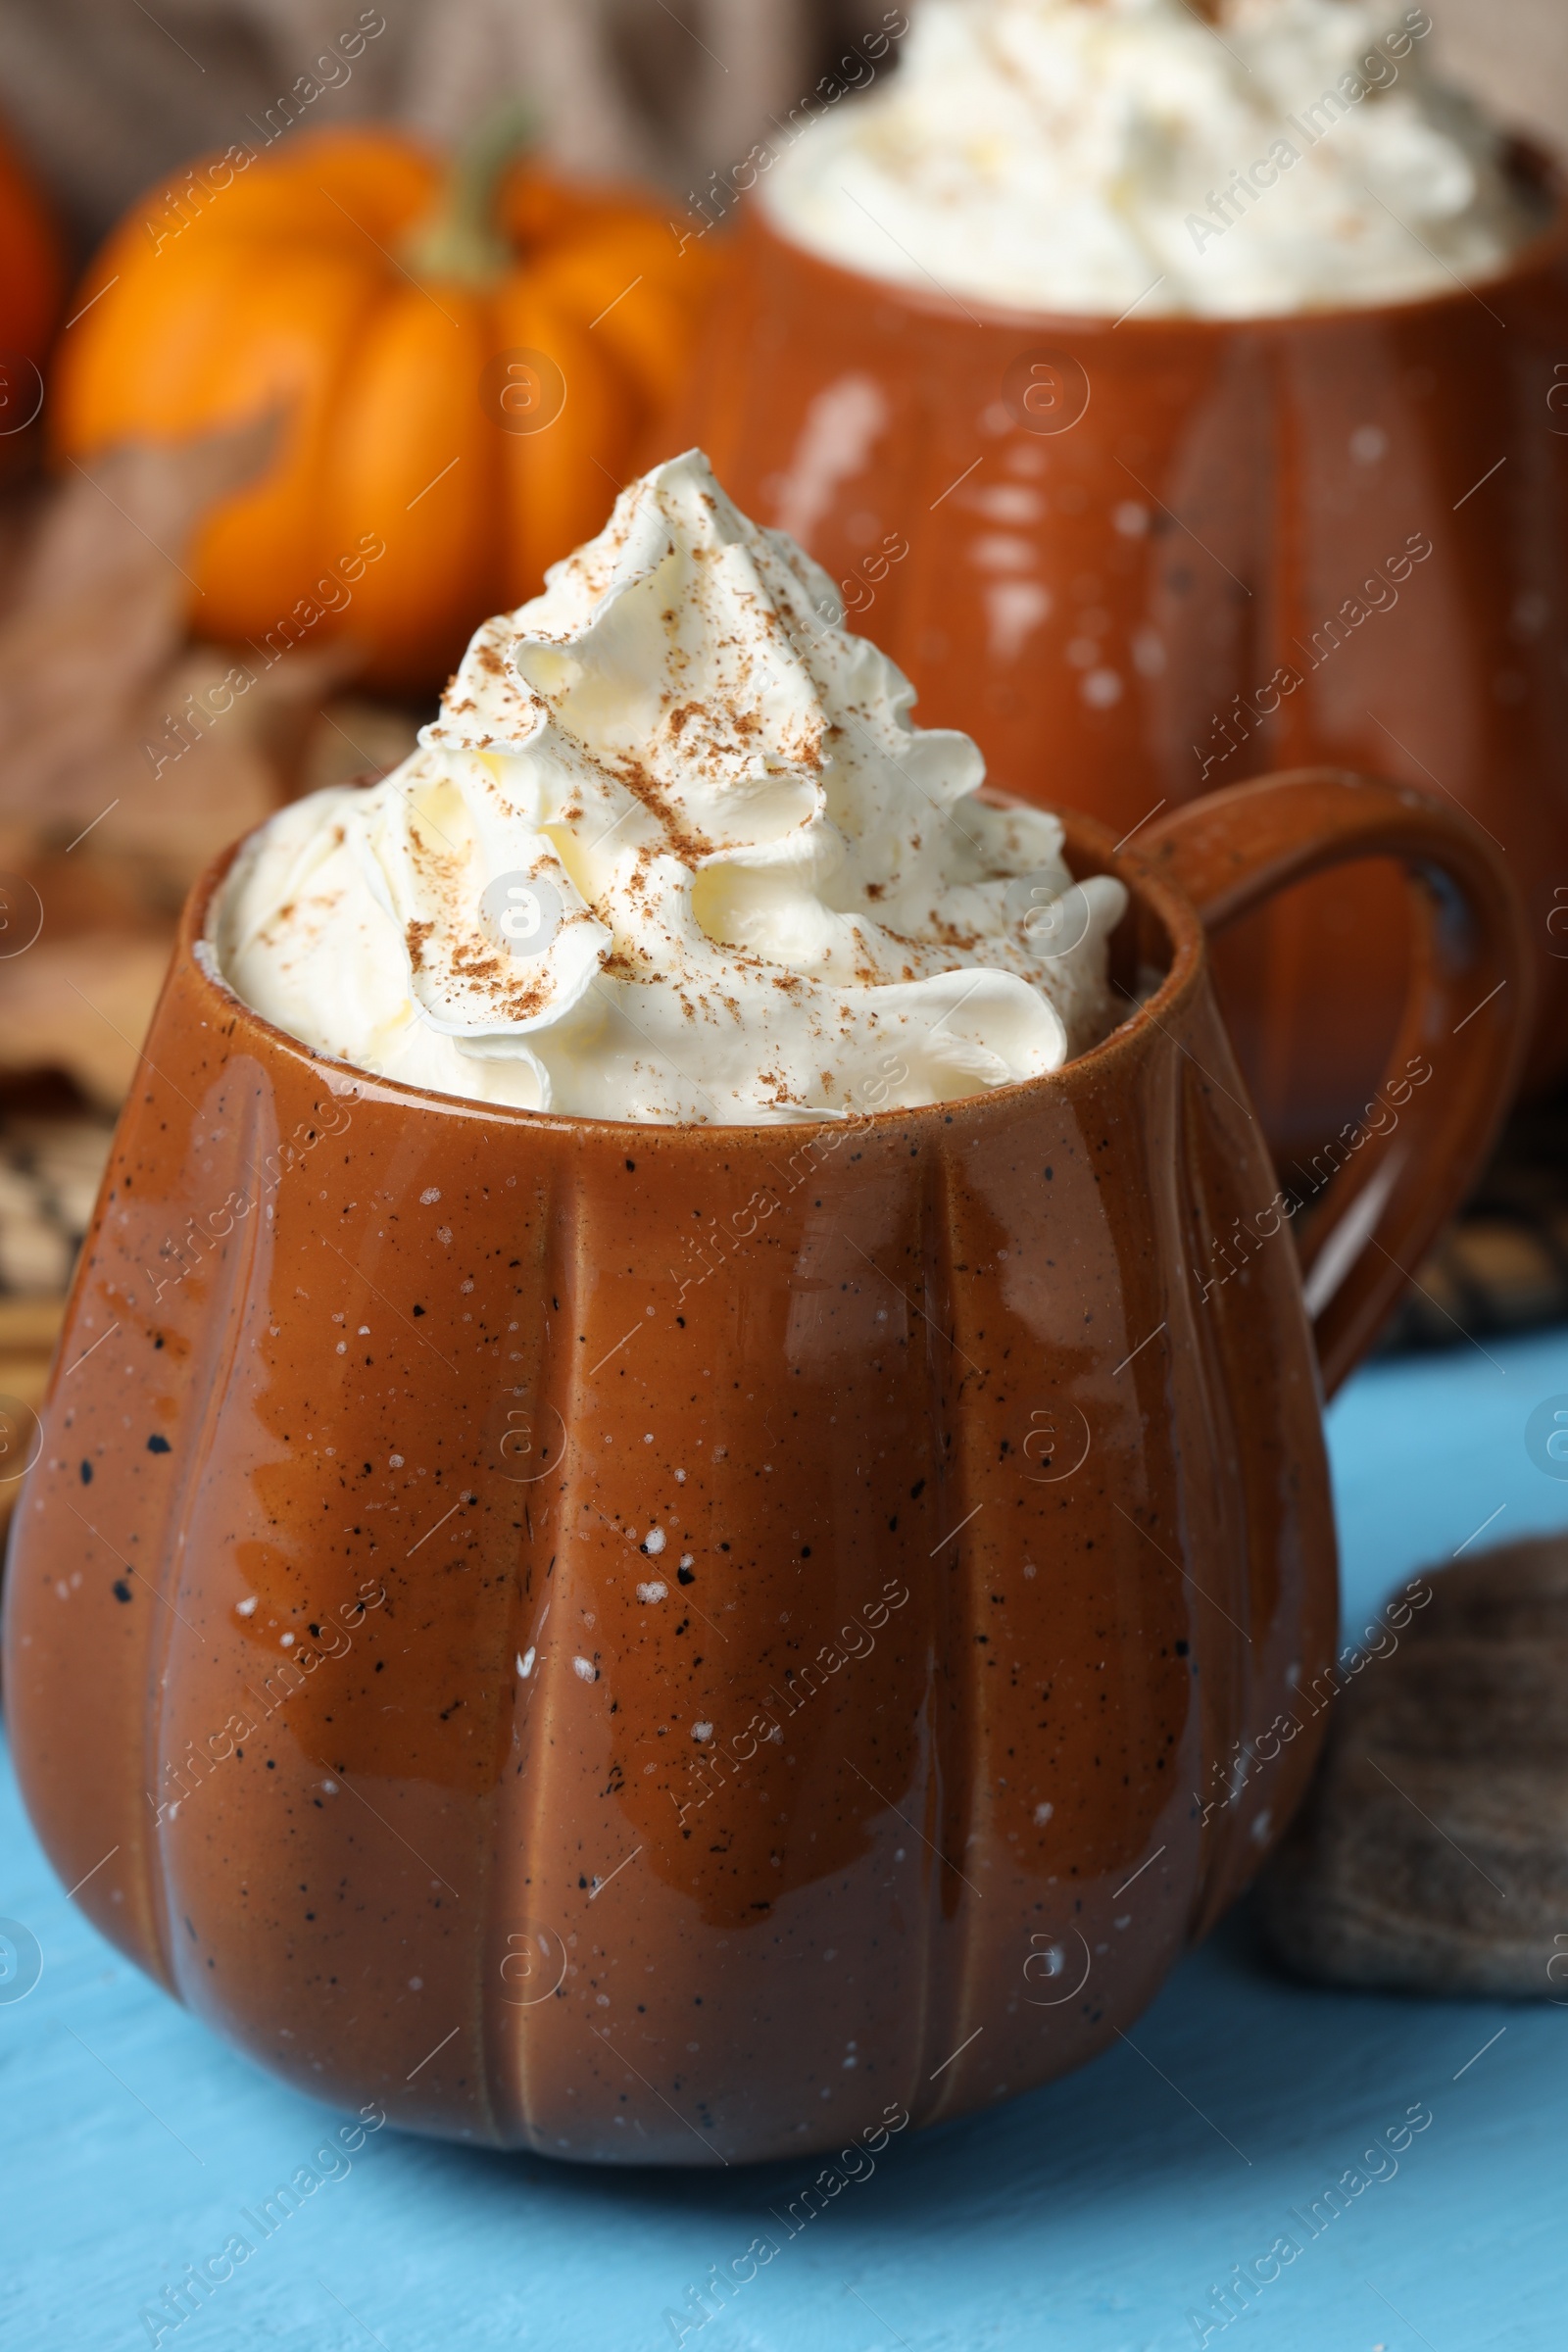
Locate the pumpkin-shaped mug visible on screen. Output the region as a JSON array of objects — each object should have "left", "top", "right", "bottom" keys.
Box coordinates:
[
  {"left": 2, "top": 768, "right": 1525, "bottom": 2164},
  {"left": 670, "top": 149, "right": 1568, "bottom": 1166}
]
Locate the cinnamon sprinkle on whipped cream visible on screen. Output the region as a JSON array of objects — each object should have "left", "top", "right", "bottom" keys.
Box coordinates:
[{"left": 216, "top": 451, "right": 1127, "bottom": 1126}]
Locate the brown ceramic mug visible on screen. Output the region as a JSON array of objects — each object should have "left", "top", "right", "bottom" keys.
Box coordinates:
[
  {"left": 2, "top": 768, "right": 1524, "bottom": 2164},
  {"left": 670, "top": 148, "right": 1568, "bottom": 1163}
]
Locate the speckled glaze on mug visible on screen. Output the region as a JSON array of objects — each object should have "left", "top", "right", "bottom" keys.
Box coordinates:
[
  {"left": 670, "top": 150, "right": 1568, "bottom": 1158},
  {"left": 2, "top": 770, "right": 1526, "bottom": 2164}
]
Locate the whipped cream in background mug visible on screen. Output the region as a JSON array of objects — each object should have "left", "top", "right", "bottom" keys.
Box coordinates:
[
  {"left": 761, "top": 0, "right": 1543, "bottom": 317},
  {"left": 217, "top": 453, "right": 1128, "bottom": 1126}
]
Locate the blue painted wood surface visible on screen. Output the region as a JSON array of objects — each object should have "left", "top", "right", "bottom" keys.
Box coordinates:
[{"left": 4, "top": 1327, "right": 1566, "bottom": 2352}]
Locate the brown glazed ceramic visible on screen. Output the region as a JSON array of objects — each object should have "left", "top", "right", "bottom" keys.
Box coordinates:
[
  {"left": 2, "top": 770, "right": 1525, "bottom": 2165},
  {"left": 670, "top": 154, "right": 1568, "bottom": 1160}
]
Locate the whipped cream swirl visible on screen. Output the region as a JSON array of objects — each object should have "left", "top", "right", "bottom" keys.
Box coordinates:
[
  {"left": 761, "top": 0, "right": 1540, "bottom": 318},
  {"left": 217, "top": 453, "right": 1127, "bottom": 1126}
]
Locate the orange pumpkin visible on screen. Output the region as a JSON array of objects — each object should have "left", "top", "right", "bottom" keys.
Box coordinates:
[
  {"left": 0, "top": 114, "right": 65, "bottom": 452},
  {"left": 51, "top": 122, "right": 721, "bottom": 690}
]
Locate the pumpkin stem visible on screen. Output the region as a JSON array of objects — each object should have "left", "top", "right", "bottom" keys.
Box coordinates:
[{"left": 403, "top": 100, "right": 537, "bottom": 286}]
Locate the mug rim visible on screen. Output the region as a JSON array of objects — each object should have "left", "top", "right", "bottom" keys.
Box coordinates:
[
  {"left": 179, "top": 803, "right": 1209, "bottom": 1143},
  {"left": 746, "top": 132, "right": 1568, "bottom": 336}
]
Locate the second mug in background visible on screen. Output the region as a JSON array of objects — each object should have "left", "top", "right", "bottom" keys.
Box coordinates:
[{"left": 675, "top": 142, "right": 1568, "bottom": 1165}]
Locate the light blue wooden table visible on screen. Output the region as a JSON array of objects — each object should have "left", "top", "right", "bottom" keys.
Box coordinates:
[{"left": 5, "top": 1327, "right": 1567, "bottom": 2352}]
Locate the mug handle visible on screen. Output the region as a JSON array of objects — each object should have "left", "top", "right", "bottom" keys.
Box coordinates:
[{"left": 1144, "top": 767, "right": 1532, "bottom": 1397}]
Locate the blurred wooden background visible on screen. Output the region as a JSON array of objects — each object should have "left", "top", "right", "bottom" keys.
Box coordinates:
[{"left": 0, "top": 0, "right": 1562, "bottom": 258}]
